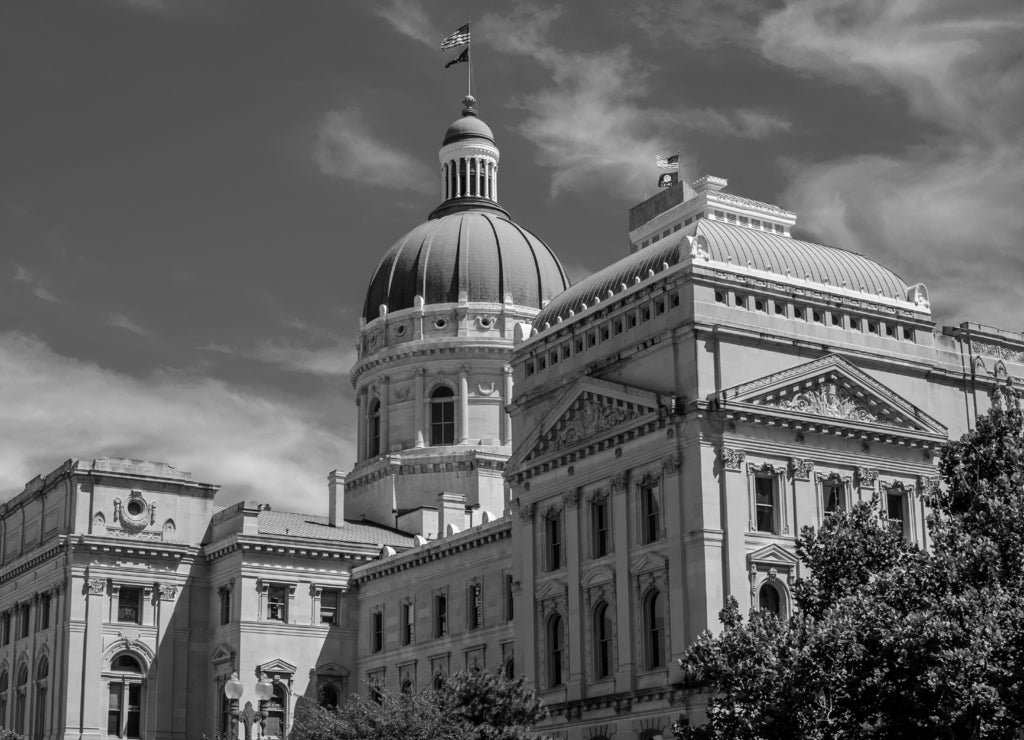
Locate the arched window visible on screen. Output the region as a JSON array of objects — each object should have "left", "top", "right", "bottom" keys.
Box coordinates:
[
  {"left": 106, "top": 653, "right": 144, "bottom": 738},
  {"left": 430, "top": 386, "right": 456, "bottom": 445},
  {"left": 35, "top": 656, "right": 49, "bottom": 740},
  {"left": 369, "top": 399, "right": 381, "bottom": 457},
  {"left": 317, "top": 683, "right": 338, "bottom": 709},
  {"left": 759, "top": 582, "right": 781, "bottom": 617},
  {"left": 643, "top": 590, "right": 665, "bottom": 669},
  {"left": 592, "top": 602, "right": 613, "bottom": 679},
  {"left": 400, "top": 678, "right": 413, "bottom": 695},
  {"left": 503, "top": 658, "right": 514, "bottom": 680},
  {"left": 14, "top": 663, "right": 28, "bottom": 734},
  {"left": 0, "top": 669, "right": 8, "bottom": 729},
  {"left": 547, "top": 614, "right": 564, "bottom": 688}
]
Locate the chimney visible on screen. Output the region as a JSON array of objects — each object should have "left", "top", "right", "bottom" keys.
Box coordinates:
[
  {"left": 328, "top": 470, "right": 346, "bottom": 527},
  {"left": 437, "top": 491, "right": 467, "bottom": 538}
]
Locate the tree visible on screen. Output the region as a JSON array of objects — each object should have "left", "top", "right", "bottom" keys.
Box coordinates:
[
  {"left": 676, "top": 385, "right": 1024, "bottom": 740},
  {"left": 291, "top": 669, "right": 550, "bottom": 740}
]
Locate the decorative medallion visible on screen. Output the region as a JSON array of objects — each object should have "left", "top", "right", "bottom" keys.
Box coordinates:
[
  {"left": 857, "top": 467, "right": 879, "bottom": 488},
  {"left": 661, "top": 452, "right": 681, "bottom": 472},
  {"left": 790, "top": 457, "right": 814, "bottom": 481},
  {"left": 720, "top": 447, "right": 746, "bottom": 472},
  {"left": 476, "top": 382, "right": 497, "bottom": 396},
  {"left": 770, "top": 381, "right": 880, "bottom": 423},
  {"left": 87, "top": 578, "right": 106, "bottom": 596}
]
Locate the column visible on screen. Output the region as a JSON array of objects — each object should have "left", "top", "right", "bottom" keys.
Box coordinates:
[
  {"left": 414, "top": 369, "right": 425, "bottom": 448},
  {"left": 564, "top": 491, "right": 583, "bottom": 700},
  {"left": 476, "top": 157, "right": 482, "bottom": 197},
  {"left": 492, "top": 165, "right": 497, "bottom": 201},
  {"left": 455, "top": 158, "right": 462, "bottom": 197},
  {"left": 356, "top": 391, "right": 366, "bottom": 460},
  {"left": 459, "top": 367, "right": 470, "bottom": 445},
  {"left": 611, "top": 473, "right": 634, "bottom": 684},
  {"left": 380, "top": 376, "right": 390, "bottom": 454},
  {"left": 501, "top": 366, "right": 513, "bottom": 445},
  {"left": 442, "top": 163, "right": 448, "bottom": 200},
  {"left": 81, "top": 577, "right": 105, "bottom": 740}
]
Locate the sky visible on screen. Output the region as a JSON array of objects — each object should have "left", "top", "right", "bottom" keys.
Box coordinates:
[{"left": 2, "top": 0, "right": 1023, "bottom": 511}]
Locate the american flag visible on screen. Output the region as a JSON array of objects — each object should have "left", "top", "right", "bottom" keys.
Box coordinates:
[
  {"left": 441, "top": 23, "right": 470, "bottom": 51},
  {"left": 656, "top": 154, "right": 679, "bottom": 170}
]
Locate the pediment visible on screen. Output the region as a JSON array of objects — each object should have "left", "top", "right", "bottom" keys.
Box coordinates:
[
  {"left": 713, "top": 354, "right": 946, "bottom": 438},
  {"left": 511, "top": 377, "right": 661, "bottom": 468},
  {"left": 315, "top": 661, "right": 349, "bottom": 677},
  {"left": 536, "top": 578, "right": 568, "bottom": 601},
  {"left": 630, "top": 552, "right": 668, "bottom": 576},
  {"left": 210, "top": 643, "right": 235, "bottom": 666},
  {"left": 258, "top": 658, "right": 297, "bottom": 675},
  {"left": 747, "top": 543, "right": 799, "bottom": 569},
  {"left": 581, "top": 565, "right": 615, "bottom": 588}
]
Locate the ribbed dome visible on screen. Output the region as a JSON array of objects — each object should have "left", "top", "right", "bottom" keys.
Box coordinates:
[
  {"left": 443, "top": 114, "right": 494, "bottom": 145},
  {"left": 533, "top": 219, "right": 910, "bottom": 330},
  {"left": 363, "top": 210, "right": 570, "bottom": 323}
]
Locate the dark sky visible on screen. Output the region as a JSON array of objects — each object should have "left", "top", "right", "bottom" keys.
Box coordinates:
[{"left": 2, "top": 0, "right": 1022, "bottom": 510}]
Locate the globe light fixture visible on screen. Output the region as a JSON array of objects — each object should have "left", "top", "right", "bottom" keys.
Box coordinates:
[{"left": 222, "top": 670, "right": 269, "bottom": 740}]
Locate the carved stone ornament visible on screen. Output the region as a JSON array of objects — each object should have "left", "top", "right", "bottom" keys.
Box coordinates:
[
  {"left": 555, "top": 399, "right": 641, "bottom": 450},
  {"left": 973, "top": 341, "right": 1024, "bottom": 364},
  {"left": 688, "top": 234, "right": 711, "bottom": 261},
  {"left": 476, "top": 382, "right": 497, "bottom": 396},
  {"left": 563, "top": 489, "right": 580, "bottom": 510},
  {"left": 857, "top": 467, "right": 879, "bottom": 488},
  {"left": 394, "top": 385, "right": 410, "bottom": 402},
  {"left": 158, "top": 583, "right": 179, "bottom": 601},
  {"left": 721, "top": 447, "right": 746, "bottom": 471},
  {"left": 790, "top": 457, "right": 814, "bottom": 481},
  {"left": 518, "top": 502, "right": 535, "bottom": 522},
  {"left": 918, "top": 475, "right": 940, "bottom": 496},
  {"left": 87, "top": 578, "right": 106, "bottom": 596},
  {"left": 661, "top": 452, "right": 681, "bottom": 472},
  {"left": 610, "top": 471, "right": 629, "bottom": 491},
  {"left": 770, "top": 381, "right": 881, "bottom": 423}
]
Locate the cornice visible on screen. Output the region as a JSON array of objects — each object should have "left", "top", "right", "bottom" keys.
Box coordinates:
[
  {"left": 352, "top": 343, "right": 514, "bottom": 386},
  {"left": 346, "top": 450, "right": 507, "bottom": 493},
  {"left": 0, "top": 539, "right": 65, "bottom": 585}
]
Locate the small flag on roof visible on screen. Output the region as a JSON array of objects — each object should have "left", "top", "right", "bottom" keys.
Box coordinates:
[
  {"left": 657, "top": 172, "right": 678, "bottom": 188},
  {"left": 445, "top": 48, "right": 469, "bottom": 69},
  {"left": 441, "top": 22, "right": 470, "bottom": 50},
  {"left": 656, "top": 153, "right": 679, "bottom": 170}
]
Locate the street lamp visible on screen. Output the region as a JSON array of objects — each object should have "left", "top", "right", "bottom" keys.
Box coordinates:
[{"left": 223, "top": 671, "right": 275, "bottom": 740}]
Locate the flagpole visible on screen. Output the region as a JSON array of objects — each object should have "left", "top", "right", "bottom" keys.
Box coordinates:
[{"left": 467, "top": 17, "right": 472, "bottom": 98}]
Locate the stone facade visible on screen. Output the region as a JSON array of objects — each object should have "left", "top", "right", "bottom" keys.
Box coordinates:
[{"left": 4, "top": 97, "right": 1024, "bottom": 740}]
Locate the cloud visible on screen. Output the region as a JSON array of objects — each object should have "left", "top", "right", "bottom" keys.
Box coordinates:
[
  {"left": 481, "top": 5, "right": 791, "bottom": 199},
  {"left": 756, "top": 0, "right": 1024, "bottom": 328},
  {"left": 13, "top": 265, "right": 58, "bottom": 303},
  {"left": 204, "top": 339, "right": 357, "bottom": 378},
  {"left": 635, "top": 0, "right": 767, "bottom": 50},
  {"left": 314, "top": 108, "right": 434, "bottom": 194},
  {"left": 107, "top": 313, "right": 151, "bottom": 337},
  {"left": 373, "top": 0, "right": 439, "bottom": 47},
  {"left": 0, "top": 332, "right": 353, "bottom": 512}
]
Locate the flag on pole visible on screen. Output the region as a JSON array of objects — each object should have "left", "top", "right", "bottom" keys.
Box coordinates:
[
  {"left": 656, "top": 154, "right": 679, "bottom": 170},
  {"left": 445, "top": 48, "right": 469, "bottom": 69},
  {"left": 657, "top": 172, "right": 678, "bottom": 188},
  {"left": 441, "top": 22, "right": 470, "bottom": 50}
]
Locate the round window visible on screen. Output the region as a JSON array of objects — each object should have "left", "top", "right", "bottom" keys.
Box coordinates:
[
  {"left": 434, "top": 318, "right": 447, "bottom": 329},
  {"left": 126, "top": 500, "right": 144, "bottom": 517},
  {"left": 395, "top": 324, "right": 407, "bottom": 336}
]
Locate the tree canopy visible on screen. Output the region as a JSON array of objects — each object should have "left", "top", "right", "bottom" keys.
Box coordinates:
[
  {"left": 291, "top": 669, "right": 549, "bottom": 740},
  {"left": 677, "top": 386, "right": 1024, "bottom": 740}
]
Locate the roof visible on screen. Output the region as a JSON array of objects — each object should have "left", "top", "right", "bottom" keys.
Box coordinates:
[
  {"left": 256, "top": 509, "right": 414, "bottom": 548},
  {"left": 533, "top": 219, "right": 910, "bottom": 329},
  {"left": 442, "top": 113, "right": 494, "bottom": 146},
  {"left": 362, "top": 208, "right": 570, "bottom": 322}
]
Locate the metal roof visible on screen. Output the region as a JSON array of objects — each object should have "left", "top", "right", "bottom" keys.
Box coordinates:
[{"left": 257, "top": 510, "right": 414, "bottom": 547}]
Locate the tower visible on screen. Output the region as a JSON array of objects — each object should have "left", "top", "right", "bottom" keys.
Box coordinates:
[{"left": 343, "top": 96, "right": 570, "bottom": 537}]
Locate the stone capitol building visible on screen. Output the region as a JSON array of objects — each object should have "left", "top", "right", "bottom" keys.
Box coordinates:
[{"left": 1, "top": 95, "right": 1021, "bottom": 740}]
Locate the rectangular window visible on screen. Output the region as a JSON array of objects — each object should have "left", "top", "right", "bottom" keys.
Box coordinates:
[
  {"left": 117, "top": 588, "right": 142, "bottom": 625},
  {"left": 468, "top": 583, "right": 483, "bottom": 630},
  {"left": 434, "top": 594, "right": 448, "bottom": 638},
  {"left": 591, "top": 498, "right": 609, "bottom": 558},
  {"left": 823, "top": 482, "right": 845, "bottom": 517},
  {"left": 754, "top": 476, "right": 777, "bottom": 533},
  {"left": 546, "top": 513, "right": 562, "bottom": 572},
  {"left": 640, "top": 485, "right": 661, "bottom": 544},
  {"left": 219, "top": 588, "right": 231, "bottom": 626},
  {"left": 504, "top": 574, "right": 514, "bottom": 622},
  {"left": 267, "top": 585, "right": 287, "bottom": 622},
  {"left": 372, "top": 610, "right": 384, "bottom": 652},
  {"left": 107, "top": 684, "right": 122, "bottom": 736},
  {"left": 401, "top": 602, "right": 414, "bottom": 645},
  {"left": 39, "top": 594, "right": 50, "bottom": 631},
  {"left": 19, "top": 603, "right": 31, "bottom": 637},
  {"left": 887, "top": 493, "right": 906, "bottom": 534},
  {"left": 0, "top": 612, "right": 9, "bottom": 645},
  {"left": 320, "top": 589, "right": 340, "bottom": 625}
]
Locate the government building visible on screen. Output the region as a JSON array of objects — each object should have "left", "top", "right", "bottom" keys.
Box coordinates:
[{"left": 2, "top": 95, "right": 1021, "bottom": 740}]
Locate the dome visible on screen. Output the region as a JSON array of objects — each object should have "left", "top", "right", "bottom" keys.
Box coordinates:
[
  {"left": 443, "top": 114, "right": 494, "bottom": 146},
  {"left": 533, "top": 218, "right": 910, "bottom": 330},
  {"left": 362, "top": 210, "right": 570, "bottom": 323}
]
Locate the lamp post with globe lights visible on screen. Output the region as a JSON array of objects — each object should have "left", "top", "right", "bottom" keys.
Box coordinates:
[{"left": 223, "top": 671, "right": 274, "bottom": 740}]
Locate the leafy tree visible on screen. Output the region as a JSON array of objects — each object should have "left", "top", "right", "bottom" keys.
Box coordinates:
[
  {"left": 291, "top": 669, "right": 549, "bottom": 740},
  {"left": 676, "top": 386, "right": 1024, "bottom": 740}
]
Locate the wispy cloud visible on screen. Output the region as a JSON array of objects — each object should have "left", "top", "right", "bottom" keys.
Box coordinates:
[
  {"left": 204, "top": 338, "right": 357, "bottom": 378},
  {"left": 373, "top": 0, "right": 439, "bottom": 48},
  {"left": 13, "top": 265, "right": 58, "bottom": 303},
  {"left": 756, "top": 0, "right": 1024, "bottom": 327},
  {"left": 0, "top": 332, "right": 352, "bottom": 511},
  {"left": 107, "top": 313, "right": 151, "bottom": 337},
  {"left": 480, "top": 4, "right": 791, "bottom": 199},
  {"left": 314, "top": 108, "right": 434, "bottom": 194}
]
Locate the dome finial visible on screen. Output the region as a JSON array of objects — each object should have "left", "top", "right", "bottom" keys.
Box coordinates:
[{"left": 462, "top": 95, "right": 478, "bottom": 117}]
